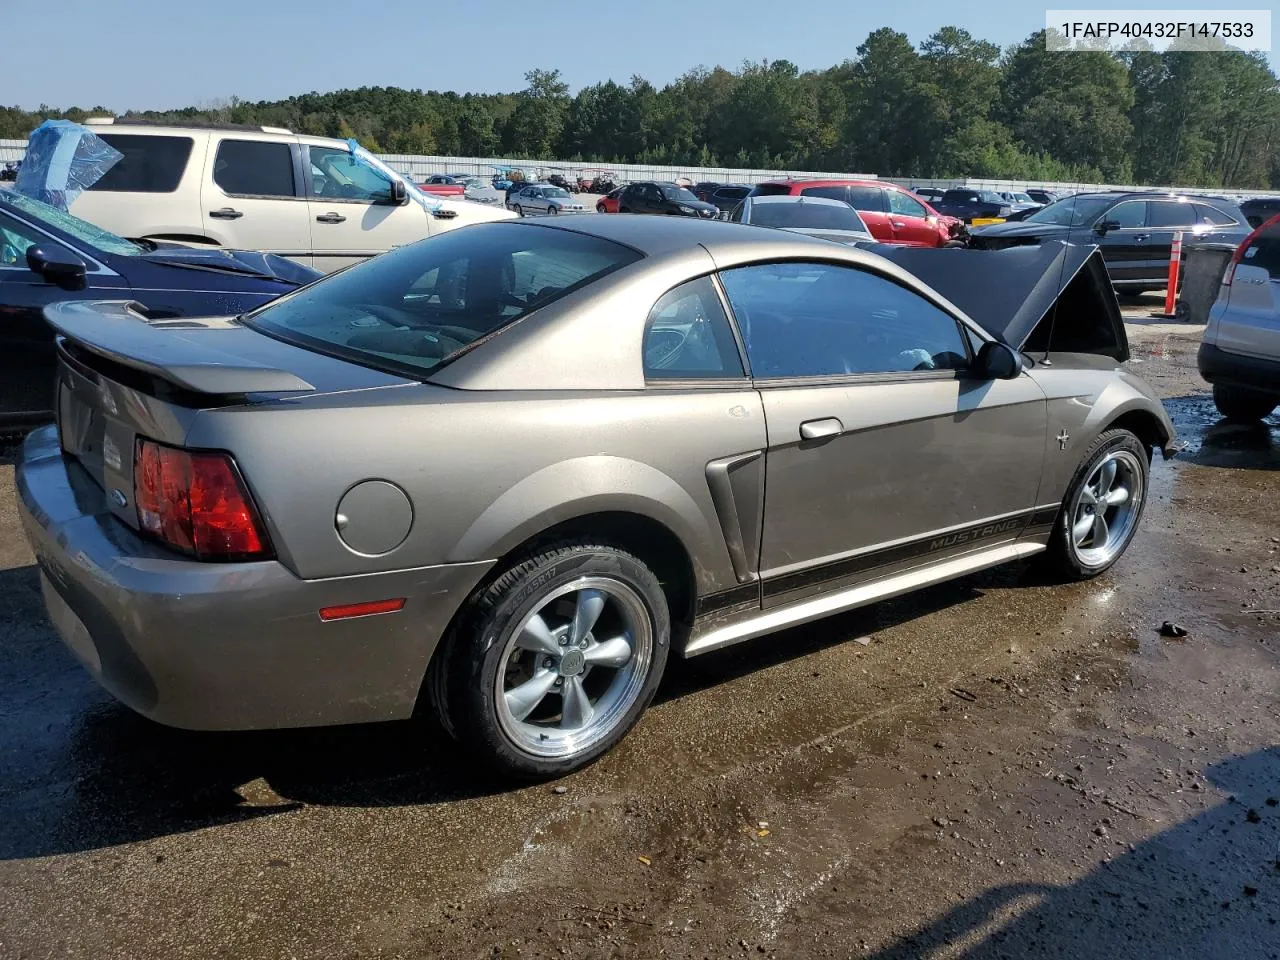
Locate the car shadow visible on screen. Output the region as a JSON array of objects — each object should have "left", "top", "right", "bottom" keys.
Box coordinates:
[
  {"left": 1162, "top": 394, "right": 1280, "bottom": 471},
  {"left": 0, "top": 558, "right": 1025, "bottom": 861},
  {"left": 863, "top": 746, "right": 1280, "bottom": 960}
]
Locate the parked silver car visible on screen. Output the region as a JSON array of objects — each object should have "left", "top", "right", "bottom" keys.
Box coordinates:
[
  {"left": 506, "top": 183, "right": 588, "bottom": 217},
  {"left": 730, "top": 194, "right": 875, "bottom": 245},
  {"left": 1199, "top": 213, "right": 1280, "bottom": 420},
  {"left": 17, "top": 217, "right": 1175, "bottom": 778}
]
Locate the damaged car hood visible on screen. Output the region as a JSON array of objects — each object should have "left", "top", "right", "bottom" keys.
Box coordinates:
[{"left": 872, "top": 240, "right": 1129, "bottom": 362}]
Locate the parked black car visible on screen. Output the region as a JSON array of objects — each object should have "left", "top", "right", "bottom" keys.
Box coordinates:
[
  {"left": 911, "top": 187, "right": 946, "bottom": 204},
  {"left": 933, "top": 189, "right": 1012, "bottom": 222},
  {"left": 1240, "top": 196, "right": 1280, "bottom": 229},
  {"left": 0, "top": 189, "right": 320, "bottom": 435},
  {"left": 616, "top": 182, "right": 718, "bottom": 218},
  {"left": 969, "top": 192, "right": 1251, "bottom": 293},
  {"left": 697, "top": 183, "right": 751, "bottom": 215},
  {"left": 546, "top": 173, "right": 579, "bottom": 193}
]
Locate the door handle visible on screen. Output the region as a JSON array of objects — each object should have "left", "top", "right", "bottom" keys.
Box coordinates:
[
  {"left": 800, "top": 417, "right": 844, "bottom": 441},
  {"left": 316, "top": 212, "right": 347, "bottom": 224},
  {"left": 209, "top": 207, "right": 243, "bottom": 220},
  {"left": 1134, "top": 233, "right": 1150, "bottom": 241},
  {"left": 890, "top": 220, "right": 906, "bottom": 229}
]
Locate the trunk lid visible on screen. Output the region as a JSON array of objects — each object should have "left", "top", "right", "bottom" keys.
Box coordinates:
[{"left": 45, "top": 300, "right": 411, "bottom": 529}]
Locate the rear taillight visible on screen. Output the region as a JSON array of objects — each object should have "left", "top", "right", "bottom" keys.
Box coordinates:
[
  {"left": 134, "top": 439, "right": 271, "bottom": 561},
  {"left": 1224, "top": 213, "right": 1280, "bottom": 286}
]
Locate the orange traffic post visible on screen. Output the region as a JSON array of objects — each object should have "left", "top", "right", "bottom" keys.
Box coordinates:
[{"left": 1160, "top": 231, "right": 1183, "bottom": 318}]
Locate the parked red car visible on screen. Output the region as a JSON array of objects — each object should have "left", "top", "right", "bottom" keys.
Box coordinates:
[
  {"left": 748, "top": 179, "right": 962, "bottom": 246},
  {"left": 418, "top": 174, "right": 466, "bottom": 198},
  {"left": 595, "top": 186, "right": 624, "bottom": 214}
]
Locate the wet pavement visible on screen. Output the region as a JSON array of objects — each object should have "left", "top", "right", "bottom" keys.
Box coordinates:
[{"left": 1, "top": 321, "right": 1278, "bottom": 959}]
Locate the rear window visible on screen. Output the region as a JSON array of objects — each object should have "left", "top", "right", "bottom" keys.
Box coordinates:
[
  {"left": 748, "top": 200, "right": 867, "bottom": 232},
  {"left": 942, "top": 190, "right": 976, "bottom": 202},
  {"left": 88, "top": 134, "right": 193, "bottom": 193},
  {"left": 750, "top": 183, "right": 793, "bottom": 197},
  {"left": 1147, "top": 201, "right": 1198, "bottom": 228},
  {"left": 1194, "top": 203, "right": 1239, "bottom": 226},
  {"left": 1241, "top": 222, "right": 1280, "bottom": 279},
  {"left": 243, "top": 223, "right": 641, "bottom": 378}
]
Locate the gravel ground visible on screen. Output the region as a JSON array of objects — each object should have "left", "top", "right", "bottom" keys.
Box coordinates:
[{"left": 1, "top": 312, "right": 1278, "bottom": 959}]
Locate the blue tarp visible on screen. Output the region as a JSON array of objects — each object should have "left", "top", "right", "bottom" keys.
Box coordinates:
[{"left": 14, "top": 120, "right": 122, "bottom": 211}]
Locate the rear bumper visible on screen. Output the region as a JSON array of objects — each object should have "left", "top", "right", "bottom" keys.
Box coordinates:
[
  {"left": 16, "top": 425, "right": 494, "bottom": 731},
  {"left": 1197, "top": 342, "right": 1280, "bottom": 395}
]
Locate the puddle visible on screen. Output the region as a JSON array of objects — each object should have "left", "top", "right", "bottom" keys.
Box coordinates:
[{"left": 1160, "top": 394, "right": 1280, "bottom": 469}]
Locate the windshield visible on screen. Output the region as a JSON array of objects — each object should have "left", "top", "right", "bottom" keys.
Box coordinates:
[
  {"left": 661, "top": 185, "right": 699, "bottom": 202},
  {"left": 0, "top": 190, "right": 143, "bottom": 256},
  {"left": 749, "top": 201, "right": 868, "bottom": 232},
  {"left": 980, "top": 192, "right": 1004, "bottom": 203},
  {"left": 243, "top": 223, "right": 641, "bottom": 378},
  {"left": 1026, "top": 195, "right": 1115, "bottom": 226},
  {"left": 545, "top": 187, "right": 571, "bottom": 198}
]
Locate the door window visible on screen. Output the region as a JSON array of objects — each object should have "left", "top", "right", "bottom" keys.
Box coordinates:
[
  {"left": 308, "top": 146, "right": 395, "bottom": 202},
  {"left": 213, "top": 140, "right": 297, "bottom": 198},
  {"left": 1104, "top": 201, "right": 1147, "bottom": 228},
  {"left": 847, "top": 186, "right": 888, "bottom": 212},
  {"left": 719, "top": 261, "right": 970, "bottom": 379},
  {"left": 888, "top": 190, "right": 928, "bottom": 218},
  {"left": 643, "top": 276, "right": 744, "bottom": 380},
  {"left": 800, "top": 185, "right": 848, "bottom": 203},
  {"left": 0, "top": 213, "right": 43, "bottom": 269},
  {"left": 89, "top": 134, "right": 193, "bottom": 193},
  {"left": 1147, "top": 201, "right": 1199, "bottom": 228}
]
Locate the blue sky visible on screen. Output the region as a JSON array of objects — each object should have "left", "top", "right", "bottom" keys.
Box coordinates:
[{"left": 6, "top": 0, "right": 1274, "bottom": 110}]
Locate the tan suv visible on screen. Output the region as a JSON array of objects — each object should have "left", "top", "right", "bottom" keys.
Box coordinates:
[{"left": 70, "top": 119, "right": 512, "bottom": 271}]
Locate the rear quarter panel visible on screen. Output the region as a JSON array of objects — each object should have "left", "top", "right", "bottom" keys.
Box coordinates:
[{"left": 185, "top": 385, "right": 767, "bottom": 596}]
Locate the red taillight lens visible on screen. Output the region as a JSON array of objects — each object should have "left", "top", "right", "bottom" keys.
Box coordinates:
[{"left": 134, "top": 439, "right": 270, "bottom": 560}]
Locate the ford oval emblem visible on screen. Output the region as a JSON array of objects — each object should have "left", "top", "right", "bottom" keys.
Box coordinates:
[{"left": 110, "top": 489, "right": 128, "bottom": 509}]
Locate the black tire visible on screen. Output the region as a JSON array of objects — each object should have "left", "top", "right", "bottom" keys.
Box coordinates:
[
  {"left": 513, "top": 205, "right": 524, "bottom": 217},
  {"left": 596, "top": 203, "right": 606, "bottom": 214},
  {"left": 1212, "top": 384, "right": 1277, "bottom": 422},
  {"left": 431, "top": 542, "right": 670, "bottom": 780},
  {"left": 1041, "top": 428, "right": 1150, "bottom": 581}
]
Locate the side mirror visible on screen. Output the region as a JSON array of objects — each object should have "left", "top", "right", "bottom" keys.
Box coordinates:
[
  {"left": 1094, "top": 219, "right": 1120, "bottom": 235},
  {"left": 27, "top": 245, "right": 87, "bottom": 291},
  {"left": 389, "top": 179, "right": 408, "bottom": 205},
  {"left": 976, "top": 341, "right": 1023, "bottom": 380}
]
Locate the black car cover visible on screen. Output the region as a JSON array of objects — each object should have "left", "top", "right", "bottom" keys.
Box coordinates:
[{"left": 872, "top": 240, "right": 1129, "bottom": 362}]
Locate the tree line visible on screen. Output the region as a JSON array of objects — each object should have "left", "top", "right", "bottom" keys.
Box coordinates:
[{"left": 3, "top": 27, "right": 1278, "bottom": 188}]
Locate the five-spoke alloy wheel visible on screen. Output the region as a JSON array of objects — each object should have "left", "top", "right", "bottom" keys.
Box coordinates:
[
  {"left": 1047, "top": 428, "right": 1150, "bottom": 579},
  {"left": 433, "top": 542, "right": 669, "bottom": 779}
]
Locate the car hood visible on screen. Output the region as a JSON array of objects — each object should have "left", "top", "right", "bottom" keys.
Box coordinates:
[
  {"left": 676, "top": 200, "right": 718, "bottom": 215},
  {"left": 139, "top": 246, "right": 320, "bottom": 285},
  {"left": 971, "top": 219, "right": 1070, "bottom": 239},
  {"left": 871, "top": 240, "right": 1128, "bottom": 362}
]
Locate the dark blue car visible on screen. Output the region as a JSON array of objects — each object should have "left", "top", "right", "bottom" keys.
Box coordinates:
[{"left": 1, "top": 189, "right": 320, "bottom": 435}]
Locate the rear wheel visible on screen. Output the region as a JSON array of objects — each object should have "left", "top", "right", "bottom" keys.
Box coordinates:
[
  {"left": 1213, "top": 384, "right": 1277, "bottom": 421},
  {"left": 433, "top": 542, "right": 669, "bottom": 779},
  {"left": 1042, "top": 429, "right": 1149, "bottom": 580},
  {"left": 514, "top": 205, "right": 524, "bottom": 217}
]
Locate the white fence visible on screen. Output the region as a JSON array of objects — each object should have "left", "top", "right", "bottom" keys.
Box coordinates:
[{"left": 3, "top": 138, "right": 1276, "bottom": 199}]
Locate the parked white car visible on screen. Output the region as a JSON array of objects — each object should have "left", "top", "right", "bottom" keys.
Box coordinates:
[
  {"left": 1199, "top": 214, "right": 1280, "bottom": 420},
  {"left": 69, "top": 120, "right": 513, "bottom": 271},
  {"left": 506, "top": 184, "right": 588, "bottom": 217}
]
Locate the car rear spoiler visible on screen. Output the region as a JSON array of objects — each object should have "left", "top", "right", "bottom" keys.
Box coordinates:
[
  {"left": 873, "top": 240, "right": 1129, "bottom": 362},
  {"left": 44, "top": 300, "right": 315, "bottom": 394}
]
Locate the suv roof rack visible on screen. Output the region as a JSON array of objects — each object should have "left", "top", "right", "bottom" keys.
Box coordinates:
[{"left": 83, "top": 117, "right": 294, "bottom": 135}]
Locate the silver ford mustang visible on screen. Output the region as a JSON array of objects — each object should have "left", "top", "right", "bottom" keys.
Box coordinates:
[{"left": 16, "top": 216, "right": 1175, "bottom": 778}]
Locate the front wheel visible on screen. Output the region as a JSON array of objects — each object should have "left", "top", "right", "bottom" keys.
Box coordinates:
[
  {"left": 1213, "top": 384, "right": 1277, "bottom": 421},
  {"left": 1042, "top": 429, "right": 1149, "bottom": 580},
  {"left": 433, "top": 542, "right": 670, "bottom": 779},
  {"left": 596, "top": 203, "right": 606, "bottom": 214}
]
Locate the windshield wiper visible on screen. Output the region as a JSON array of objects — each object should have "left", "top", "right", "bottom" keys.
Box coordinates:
[{"left": 147, "top": 258, "right": 300, "bottom": 284}]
